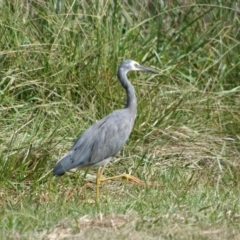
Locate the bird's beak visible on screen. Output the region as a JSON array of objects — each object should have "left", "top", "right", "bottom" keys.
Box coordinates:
[{"left": 137, "top": 64, "right": 158, "bottom": 74}]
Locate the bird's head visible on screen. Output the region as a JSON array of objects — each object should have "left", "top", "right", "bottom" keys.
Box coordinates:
[{"left": 119, "top": 60, "right": 157, "bottom": 74}]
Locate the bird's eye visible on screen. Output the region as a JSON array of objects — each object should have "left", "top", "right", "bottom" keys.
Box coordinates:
[{"left": 134, "top": 63, "right": 138, "bottom": 67}]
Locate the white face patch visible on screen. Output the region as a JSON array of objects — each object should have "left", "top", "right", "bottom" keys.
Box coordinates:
[{"left": 129, "top": 60, "right": 140, "bottom": 71}]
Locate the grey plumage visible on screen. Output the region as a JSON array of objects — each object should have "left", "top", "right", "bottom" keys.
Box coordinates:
[
  {"left": 53, "top": 109, "right": 135, "bottom": 175},
  {"left": 53, "top": 60, "right": 157, "bottom": 199}
]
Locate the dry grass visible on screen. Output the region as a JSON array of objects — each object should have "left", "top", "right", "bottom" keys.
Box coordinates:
[{"left": 6, "top": 213, "right": 240, "bottom": 240}]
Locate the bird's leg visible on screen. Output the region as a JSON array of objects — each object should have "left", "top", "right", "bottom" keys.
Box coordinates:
[
  {"left": 96, "top": 168, "right": 161, "bottom": 200},
  {"left": 100, "top": 174, "right": 144, "bottom": 185},
  {"left": 96, "top": 166, "right": 105, "bottom": 201},
  {"left": 96, "top": 167, "right": 101, "bottom": 201},
  {"left": 100, "top": 174, "right": 162, "bottom": 187}
]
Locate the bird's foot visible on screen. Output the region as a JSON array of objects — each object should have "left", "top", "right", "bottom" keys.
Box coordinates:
[
  {"left": 100, "top": 174, "right": 163, "bottom": 187},
  {"left": 120, "top": 174, "right": 163, "bottom": 187}
]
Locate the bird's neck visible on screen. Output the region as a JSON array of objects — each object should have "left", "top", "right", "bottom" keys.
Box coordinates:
[
  {"left": 125, "top": 84, "right": 137, "bottom": 115},
  {"left": 118, "top": 69, "right": 137, "bottom": 116}
]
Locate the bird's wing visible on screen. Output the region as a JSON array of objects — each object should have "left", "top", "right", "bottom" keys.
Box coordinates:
[{"left": 53, "top": 110, "right": 134, "bottom": 175}]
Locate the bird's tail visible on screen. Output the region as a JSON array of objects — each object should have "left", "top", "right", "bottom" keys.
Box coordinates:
[{"left": 52, "top": 151, "right": 74, "bottom": 176}]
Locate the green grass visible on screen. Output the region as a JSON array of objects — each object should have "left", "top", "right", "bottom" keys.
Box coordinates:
[{"left": 0, "top": 0, "right": 240, "bottom": 239}]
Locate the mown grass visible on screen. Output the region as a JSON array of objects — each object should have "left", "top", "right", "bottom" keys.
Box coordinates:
[{"left": 0, "top": 0, "right": 240, "bottom": 239}]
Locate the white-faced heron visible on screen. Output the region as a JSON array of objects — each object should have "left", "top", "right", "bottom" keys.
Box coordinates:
[{"left": 53, "top": 60, "right": 157, "bottom": 200}]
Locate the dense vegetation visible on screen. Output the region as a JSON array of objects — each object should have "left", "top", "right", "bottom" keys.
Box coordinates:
[{"left": 0, "top": 1, "right": 239, "bottom": 239}]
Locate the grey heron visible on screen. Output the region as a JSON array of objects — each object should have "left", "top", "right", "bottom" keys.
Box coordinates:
[{"left": 53, "top": 59, "right": 157, "bottom": 200}]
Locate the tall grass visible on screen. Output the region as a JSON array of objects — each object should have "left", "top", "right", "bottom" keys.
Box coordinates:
[{"left": 0, "top": 0, "right": 240, "bottom": 238}]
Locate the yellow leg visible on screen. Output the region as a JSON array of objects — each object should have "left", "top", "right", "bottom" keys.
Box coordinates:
[
  {"left": 100, "top": 174, "right": 144, "bottom": 185},
  {"left": 96, "top": 168, "right": 162, "bottom": 201},
  {"left": 96, "top": 166, "right": 105, "bottom": 201},
  {"left": 100, "top": 174, "right": 163, "bottom": 187}
]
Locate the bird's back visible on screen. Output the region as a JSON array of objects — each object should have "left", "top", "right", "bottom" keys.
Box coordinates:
[{"left": 53, "top": 108, "right": 136, "bottom": 175}]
